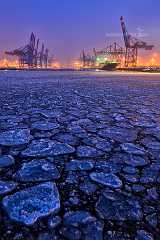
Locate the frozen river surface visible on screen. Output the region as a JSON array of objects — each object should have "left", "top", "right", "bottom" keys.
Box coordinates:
[{"left": 0, "top": 70, "right": 160, "bottom": 239}]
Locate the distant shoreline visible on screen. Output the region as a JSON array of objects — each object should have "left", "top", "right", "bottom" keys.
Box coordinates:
[
  {"left": 0, "top": 67, "right": 77, "bottom": 71},
  {"left": 1, "top": 67, "right": 160, "bottom": 73}
]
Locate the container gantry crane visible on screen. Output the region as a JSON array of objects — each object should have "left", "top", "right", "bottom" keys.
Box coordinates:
[
  {"left": 93, "top": 42, "right": 125, "bottom": 66},
  {"left": 120, "top": 16, "right": 154, "bottom": 67},
  {"left": 5, "top": 33, "right": 49, "bottom": 69},
  {"left": 80, "top": 50, "right": 95, "bottom": 68}
]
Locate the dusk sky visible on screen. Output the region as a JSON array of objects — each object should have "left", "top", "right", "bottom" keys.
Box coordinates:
[{"left": 0, "top": 0, "right": 160, "bottom": 64}]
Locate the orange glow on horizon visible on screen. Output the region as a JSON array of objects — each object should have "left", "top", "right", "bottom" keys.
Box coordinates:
[
  {"left": 72, "top": 60, "right": 83, "bottom": 69},
  {"left": 1, "top": 52, "right": 160, "bottom": 69},
  {"left": 137, "top": 53, "right": 160, "bottom": 67},
  {"left": 0, "top": 58, "right": 63, "bottom": 69},
  {"left": 0, "top": 58, "right": 19, "bottom": 68},
  {"left": 50, "top": 61, "right": 61, "bottom": 69}
]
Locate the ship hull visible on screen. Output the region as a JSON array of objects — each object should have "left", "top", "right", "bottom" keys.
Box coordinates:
[{"left": 100, "top": 62, "right": 118, "bottom": 71}]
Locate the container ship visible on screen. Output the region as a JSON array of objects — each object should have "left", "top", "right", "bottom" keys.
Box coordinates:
[
  {"left": 97, "top": 61, "right": 119, "bottom": 71},
  {"left": 94, "top": 54, "right": 119, "bottom": 71},
  {"left": 80, "top": 45, "right": 121, "bottom": 71}
]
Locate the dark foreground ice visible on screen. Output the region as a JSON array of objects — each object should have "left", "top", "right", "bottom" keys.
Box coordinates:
[{"left": 0, "top": 70, "right": 160, "bottom": 239}]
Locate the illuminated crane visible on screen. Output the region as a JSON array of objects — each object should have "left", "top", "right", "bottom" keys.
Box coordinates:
[
  {"left": 93, "top": 42, "right": 125, "bottom": 66},
  {"left": 120, "top": 16, "right": 154, "bottom": 67}
]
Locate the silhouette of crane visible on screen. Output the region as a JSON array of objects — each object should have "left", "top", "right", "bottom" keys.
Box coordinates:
[
  {"left": 80, "top": 50, "right": 95, "bottom": 67},
  {"left": 5, "top": 33, "right": 49, "bottom": 68},
  {"left": 120, "top": 16, "right": 154, "bottom": 67}
]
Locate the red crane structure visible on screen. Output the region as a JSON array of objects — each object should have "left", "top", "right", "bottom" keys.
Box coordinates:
[{"left": 120, "top": 16, "right": 154, "bottom": 67}]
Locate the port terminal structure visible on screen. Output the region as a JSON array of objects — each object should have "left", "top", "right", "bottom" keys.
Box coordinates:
[
  {"left": 5, "top": 33, "right": 49, "bottom": 69},
  {"left": 120, "top": 16, "right": 154, "bottom": 67},
  {"left": 3, "top": 17, "right": 155, "bottom": 70},
  {"left": 80, "top": 17, "right": 154, "bottom": 69}
]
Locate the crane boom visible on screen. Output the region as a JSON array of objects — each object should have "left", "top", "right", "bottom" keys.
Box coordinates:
[{"left": 120, "top": 16, "right": 154, "bottom": 67}]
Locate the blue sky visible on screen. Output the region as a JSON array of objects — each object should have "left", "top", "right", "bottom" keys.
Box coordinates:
[{"left": 0, "top": 0, "right": 160, "bottom": 63}]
